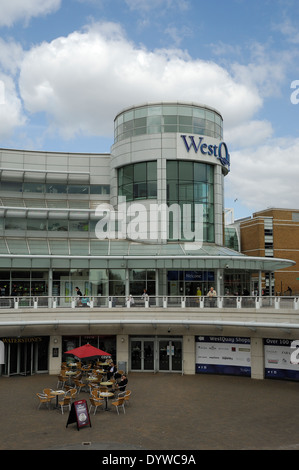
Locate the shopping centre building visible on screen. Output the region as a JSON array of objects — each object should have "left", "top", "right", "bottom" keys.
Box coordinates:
[{"left": 0, "top": 101, "right": 298, "bottom": 381}]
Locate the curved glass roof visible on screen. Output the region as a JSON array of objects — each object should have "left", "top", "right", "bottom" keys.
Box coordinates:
[{"left": 0, "top": 237, "right": 294, "bottom": 272}]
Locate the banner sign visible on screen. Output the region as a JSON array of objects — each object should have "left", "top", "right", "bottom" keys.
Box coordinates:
[
  {"left": 264, "top": 338, "right": 299, "bottom": 381},
  {"left": 195, "top": 336, "right": 251, "bottom": 376}
]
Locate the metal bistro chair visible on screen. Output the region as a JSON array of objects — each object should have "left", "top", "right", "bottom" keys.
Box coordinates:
[
  {"left": 36, "top": 393, "right": 52, "bottom": 410},
  {"left": 57, "top": 374, "right": 68, "bottom": 389},
  {"left": 65, "top": 388, "right": 77, "bottom": 403},
  {"left": 58, "top": 396, "right": 71, "bottom": 415},
  {"left": 111, "top": 396, "right": 125, "bottom": 415},
  {"left": 119, "top": 390, "right": 131, "bottom": 406},
  {"left": 90, "top": 388, "right": 100, "bottom": 399},
  {"left": 74, "top": 379, "right": 87, "bottom": 394},
  {"left": 89, "top": 397, "right": 104, "bottom": 415}
]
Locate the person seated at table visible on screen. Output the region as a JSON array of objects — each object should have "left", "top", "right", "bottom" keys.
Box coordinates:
[
  {"left": 115, "top": 374, "right": 128, "bottom": 392},
  {"left": 107, "top": 362, "right": 117, "bottom": 380}
]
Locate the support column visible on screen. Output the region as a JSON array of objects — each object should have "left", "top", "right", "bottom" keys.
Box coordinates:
[
  {"left": 216, "top": 268, "right": 223, "bottom": 296},
  {"left": 250, "top": 337, "right": 264, "bottom": 380},
  {"left": 48, "top": 268, "right": 53, "bottom": 307},
  {"left": 182, "top": 335, "right": 195, "bottom": 375},
  {"left": 258, "top": 271, "right": 262, "bottom": 296},
  {"left": 116, "top": 334, "right": 129, "bottom": 372},
  {"left": 48, "top": 335, "right": 62, "bottom": 375}
]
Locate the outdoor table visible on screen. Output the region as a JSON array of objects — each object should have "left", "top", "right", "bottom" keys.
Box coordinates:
[
  {"left": 100, "top": 392, "right": 114, "bottom": 411},
  {"left": 50, "top": 390, "right": 65, "bottom": 408},
  {"left": 86, "top": 376, "right": 99, "bottom": 382},
  {"left": 98, "top": 362, "right": 110, "bottom": 370},
  {"left": 100, "top": 381, "right": 113, "bottom": 387}
]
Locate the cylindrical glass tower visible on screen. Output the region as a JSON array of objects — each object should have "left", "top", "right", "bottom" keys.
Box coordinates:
[{"left": 110, "top": 102, "right": 230, "bottom": 245}]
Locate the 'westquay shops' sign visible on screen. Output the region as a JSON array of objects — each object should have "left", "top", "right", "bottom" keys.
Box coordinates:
[{"left": 180, "top": 135, "right": 230, "bottom": 172}]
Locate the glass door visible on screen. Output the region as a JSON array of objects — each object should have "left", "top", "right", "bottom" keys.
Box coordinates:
[
  {"left": 1, "top": 337, "right": 49, "bottom": 376},
  {"left": 158, "top": 339, "right": 182, "bottom": 372},
  {"left": 130, "top": 337, "right": 182, "bottom": 372},
  {"left": 130, "top": 339, "right": 155, "bottom": 371}
]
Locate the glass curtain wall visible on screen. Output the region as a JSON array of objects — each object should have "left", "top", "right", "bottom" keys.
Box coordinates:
[
  {"left": 167, "top": 161, "right": 214, "bottom": 242},
  {"left": 118, "top": 161, "right": 157, "bottom": 201},
  {"left": 53, "top": 269, "right": 126, "bottom": 299},
  {"left": 167, "top": 270, "right": 215, "bottom": 297},
  {"left": 0, "top": 270, "right": 48, "bottom": 297},
  {"left": 129, "top": 269, "right": 156, "bottom": 296},
  {"left": 114, "top": 103, "right": 223, "bottom": 143},
  {"left": 0, "top": 181, "right": 110, "bottom": 195}
]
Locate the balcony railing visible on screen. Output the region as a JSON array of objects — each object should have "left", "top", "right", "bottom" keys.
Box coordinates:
[{"left": 0, "top": 295, "right": 298, "bottom": 310}]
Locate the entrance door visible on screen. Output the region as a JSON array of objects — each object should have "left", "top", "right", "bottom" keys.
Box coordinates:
[
  {"left": 158, "top": 339, "right": 182, "bottom": 372},
  {"left": 130, "top": 337, "right": 182, "bottom": 372},
  {"left": 2, "top": 338, "right": 49, "bottom": 376},
  {"left": 130, "top": 339, "right": 155, "bottom": 371}
]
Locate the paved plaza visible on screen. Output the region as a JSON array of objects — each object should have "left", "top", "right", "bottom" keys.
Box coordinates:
[{"left": 1, "top": 372, "right": 299, "bottom": 451}]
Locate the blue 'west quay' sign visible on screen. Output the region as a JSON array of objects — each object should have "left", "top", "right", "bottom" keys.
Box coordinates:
[{"left": 181, "top": 135, "right": 230, "bottom": 171}]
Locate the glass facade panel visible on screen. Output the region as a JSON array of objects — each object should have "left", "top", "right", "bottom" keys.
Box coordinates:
[
  {"left": 179, "top": 161, "right": 193, "bottom": 181},
  {"left": 129, "top": 269, "right": 155, "bottom": 295},
  {"left": 27, "top": 219, "right": 47, "bottom": 231},
  {"left": 0, "top": 182, "right": 109, "bottom": 195},
  {"left": 68, "top": 185, "right": 89, "bottom": 194},
  {"left": 118, "top": 162, "right": 157, "bottom": 201},
  {"left": 90, "top": 185, "right": 110, "bottom": 194},
  {"left": 114, "top": 104, "right": 223, "bottom": 143},
  {"left": 167, "top": 161, "right": 214, "bottom": 242},
  {"left": 164, "top": 115, "right": 177, "bottom": 124},
  {"left": 134, "top": 107, "right": 148, "bottom": 118},
  {"left": 134, "top": 163, "right": 146, "bottom": 182},
  {"left": 46, "top": 184, "right": 67, "bottom": 194},
  {"left": 179, "top": 115, "right": 192, "bottom": 125},
  {"left": 48, "top": 219, "right": 68, "bottom": 231},
  {"left": 1, "top": 182, "right": 22, "bottom": 192},
  {"left": 5, "top": 218, "right": 26, "bottom": 230},
  {"left": 23, "top": 183, "right": 45, "bottom": 193}
]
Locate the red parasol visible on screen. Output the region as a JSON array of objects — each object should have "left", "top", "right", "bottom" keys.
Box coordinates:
[{"left": 64, "top": 343, "right": 111, "bottom": 359}]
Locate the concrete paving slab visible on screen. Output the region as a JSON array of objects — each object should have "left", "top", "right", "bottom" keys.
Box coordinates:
[{"left": 0, "top": 372, "right": 298, "bottom": 451}]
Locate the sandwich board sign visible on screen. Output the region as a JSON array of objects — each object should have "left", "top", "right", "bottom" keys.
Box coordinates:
[{"left": 66, "top": 399, "right": 91, "bottom": 431}]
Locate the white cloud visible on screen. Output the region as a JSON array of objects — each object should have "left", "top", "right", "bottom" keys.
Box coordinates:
[
  {"left": 125, "top": 0, "right": 189, "bottom": 12},
  {"left": 0, "top": 0, "right": 61, "bottom": 27},
  {"left": 18, "top": 21, "right": 265, "bottom": 140},
  {"left": 273, "top": 18, "right": 299, "bottom": 44},
  {"left": 0, "top": 38, "right": 24, "bottom": 74},
  {"left": 0, "top": 74, "right": 26, "bottom": 138},
  {"left": 226, "top": 138, "right": 299, "bottom": 213},
  {"left": 224, "top": 120, "right": 273, "bottom": 148},
  {"left": 0, "top": 39, "right": 26, "bottom": 139}
]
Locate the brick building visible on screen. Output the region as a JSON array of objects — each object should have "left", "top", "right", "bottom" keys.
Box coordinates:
[{"left": 239, "top": 208, "right": 299, "bottom": 295}]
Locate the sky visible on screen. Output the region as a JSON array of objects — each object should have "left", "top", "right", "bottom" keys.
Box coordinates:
[{"left": 0, "top": 0, "right": 299, "bottom": 221}]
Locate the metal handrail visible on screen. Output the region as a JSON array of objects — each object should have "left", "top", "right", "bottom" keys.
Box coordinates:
[{"left": 0, "top": 295, "right": 298, "bottom": 310}]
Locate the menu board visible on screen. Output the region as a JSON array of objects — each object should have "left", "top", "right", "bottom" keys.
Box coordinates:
[
  {"left": 66, "top": 399, "right": 91, "bottom": 430},
  {"left": 195, "top": 335, "right": 251, "bottom": 376},
  {"left": 264, "top": 338, "right": 299, "bottom": 381}
]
